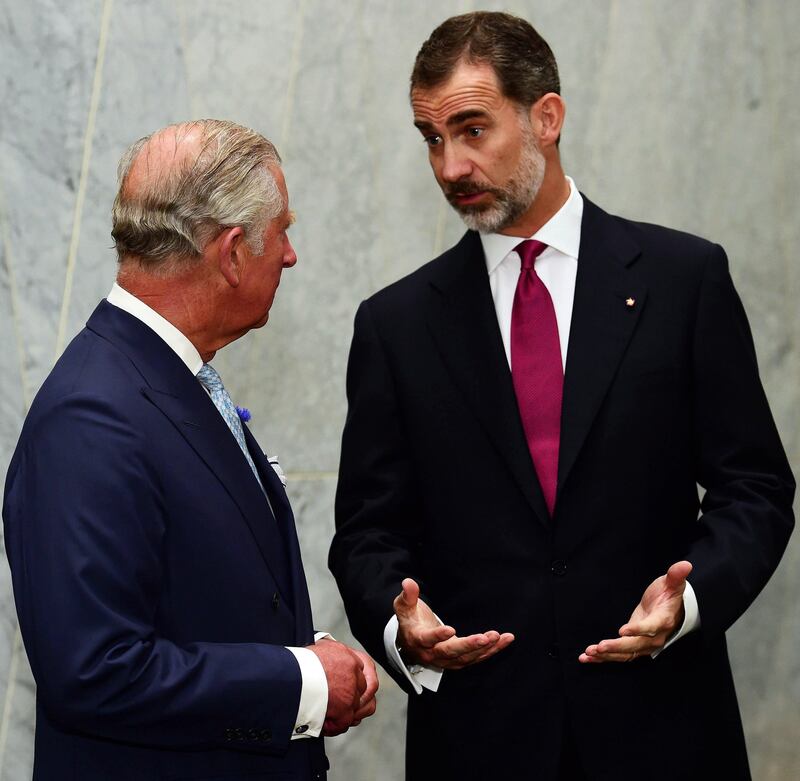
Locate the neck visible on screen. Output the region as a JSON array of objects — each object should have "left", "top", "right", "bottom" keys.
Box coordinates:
[
  {"left": 500, "top": 158, "right": 570, "bottom": 238},
  {"left": 116, "top": 262, "right": 223, "bottom": 361}
]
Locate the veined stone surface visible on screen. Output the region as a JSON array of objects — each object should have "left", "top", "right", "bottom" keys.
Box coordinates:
[{"left": 0, "top": 1, "right": 797, "bottom": 779}]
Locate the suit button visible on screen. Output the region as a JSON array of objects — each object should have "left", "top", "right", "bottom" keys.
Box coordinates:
[
  {"left": 295, "top": 724, "right": 309, "bottom": 735},
  {"left": 260, "top": 728, "right": 272, "bottom": 743},
  {"left": 272, "top": 592, "right": 280, "bottom": 610},
  {"left": 551, "top": 559, "right": 567, "bottom": 576},
  {"left": 547, "top": 644, "right": 560, "bottom": 659}
]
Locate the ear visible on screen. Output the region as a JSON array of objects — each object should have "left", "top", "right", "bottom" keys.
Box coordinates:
[
  {"left": 529, "top": 92, "right": 565, "bottom": 149},
  {"left": 216, "top": 226, "right": 248, "bottom": 288}
]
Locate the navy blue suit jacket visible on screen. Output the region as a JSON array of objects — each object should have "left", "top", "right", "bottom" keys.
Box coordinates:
[{"left": 3, "top": 301, "right": 328, "bottom": 780}]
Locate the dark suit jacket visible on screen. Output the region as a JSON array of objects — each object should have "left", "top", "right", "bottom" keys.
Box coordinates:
[
  {"left": 330, "top": 197, "right": 795, "bottom": 780},
  {"left": 3, "top": 301, "right": 328, "bottom": 781}
]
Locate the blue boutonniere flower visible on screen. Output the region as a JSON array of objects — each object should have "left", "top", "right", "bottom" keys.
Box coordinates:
[{"left": 235, "top": 406, "right": 252, "bottom": 423}]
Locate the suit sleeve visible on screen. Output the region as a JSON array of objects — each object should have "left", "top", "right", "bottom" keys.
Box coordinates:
[
  {"left": 687, "top": 244, "right": 795, "bottom": 636},
  {"left": 329, "top": 301, "right": 425, "bottom": 689},
  {"left": 3, "top": 394, "right": 302, "bottom": 753}
]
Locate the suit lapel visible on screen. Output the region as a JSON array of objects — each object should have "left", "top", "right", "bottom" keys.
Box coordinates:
[
  {"left": 557, "top": 198, "right": 646, "bottom": 499},
  {"left": 426, "top": 232, "right": 551, "bottom": 527},
  {"left": 243, "top": 427, "right": 315, "bottom": 640},
  {"left": 87, "top": 301, "right": 295, "bottom": 604}
]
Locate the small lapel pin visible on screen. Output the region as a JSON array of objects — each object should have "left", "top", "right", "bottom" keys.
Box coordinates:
[{"left": 625, "top": 297, "right": 636, "bottom": 308}]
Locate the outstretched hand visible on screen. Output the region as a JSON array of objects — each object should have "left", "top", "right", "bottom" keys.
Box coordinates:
[
  {"left": 579, "top": 560, "right": 692, "bottom": 663},
  {"left": 394, "top": 578, "right": 514, "bottom": 670}
]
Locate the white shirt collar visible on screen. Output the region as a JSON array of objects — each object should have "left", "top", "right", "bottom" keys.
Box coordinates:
[
  {"left": 480, "top": 176, "right": 583, "bottom": 275},
  {"left": 106, "top": 282, "right": 204, "bottom": 375}
]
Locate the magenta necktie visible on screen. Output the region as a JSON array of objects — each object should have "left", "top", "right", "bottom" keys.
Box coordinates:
[{"left": 510, "top": 240, "right": 563, "bottom": 516}]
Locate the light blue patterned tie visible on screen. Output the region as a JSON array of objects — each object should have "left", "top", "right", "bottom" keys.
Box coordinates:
[{"left": 196, "top": 363, "right": 264, "bottom": 491}]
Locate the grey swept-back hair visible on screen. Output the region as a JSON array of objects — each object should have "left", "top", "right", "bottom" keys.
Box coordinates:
[{"left": 111, "top": 119, "right": 283, "bottom": 272}]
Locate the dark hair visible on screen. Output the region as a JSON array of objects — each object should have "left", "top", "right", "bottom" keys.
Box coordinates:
[{"left": 410, "top": 11, "right": 560, "bottom": 107}]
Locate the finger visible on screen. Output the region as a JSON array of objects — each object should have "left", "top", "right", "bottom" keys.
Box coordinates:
[
  {"left": 453, "top": 631, "right": 515, "bottom": 662},
  {"left": 664, "top": 560, "right": 692, "bottom": 591},
  {"left": 354, "top": 696, "right": 377, "bottom": 722},
  {"left": 354, "top": 666, "right": 367, "bottom": 700},
  {"left": 593, "top": 637, "right": 643, "bottom": 655},
  {"left": 432, "top": 632, "right": 499, "bottom": 660},
  {"left": 620, "top": 613, "right": 674, "bottom": 638},
  {"left": 619, "top": 617, "right": 659, "bottom": 637},
  {"left": 579, "top": 651, "right": 631, "bottom": 664},
  {"left": 355, "top": 651, "right": 379, "bottom": 703},
  {"left": 408, "top": 623, "right": 457, "bottom": 649},
  {"left": 444, "top": 632, "right": 516, "bottom": 668},
  {"left": 590, "top": 652, "right": 643, "bottom": 663},
  {"left": 424, "top": 630, "right": 513, "bottom": 666},
  {"left": 583, "top": 638, "right": 656, "bottom": 662},
  {"left": 581, "top": 649, "right": 636, "bottom": 663},
  {"left": 400, "top": 578, "right": 420, "bottom": 609}
]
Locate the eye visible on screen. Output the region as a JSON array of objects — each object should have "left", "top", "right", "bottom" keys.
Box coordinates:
[
  {"left": 423, "top": 134, "right": 442, "bottom": 148},
  {"left": 466, "top": 127, "right": 484, "bottom": 138}
]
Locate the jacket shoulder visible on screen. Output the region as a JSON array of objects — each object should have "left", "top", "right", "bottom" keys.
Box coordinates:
[
  {"left": 620, "top": 216, "right": 719, "bottom": 255},
  {"left": 362, "top": 231, "right": 480, "bottom": 313}
]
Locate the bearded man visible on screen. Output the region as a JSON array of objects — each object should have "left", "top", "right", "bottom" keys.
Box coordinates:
[{"left": 329, "top": 11, "right": 794, "bottom": 781}]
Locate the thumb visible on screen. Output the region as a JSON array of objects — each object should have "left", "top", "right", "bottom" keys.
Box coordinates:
[
  {"left": 664, "top": 560, "right": 692, "bottom": 593},
  {"left": 394, "top": 578, "right": 420, "bottom": 617},
  {"left": 400, "top": 578, "right": 420, "bottom": 608}
]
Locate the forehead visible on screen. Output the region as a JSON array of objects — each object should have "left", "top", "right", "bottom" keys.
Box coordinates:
[{"left": 411, "top": 60, "right": 508, "bottom": 126}]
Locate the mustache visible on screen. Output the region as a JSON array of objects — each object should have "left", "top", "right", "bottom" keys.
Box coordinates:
[{"left": 444, "top": 180, "right": 502, "bottom": 199}]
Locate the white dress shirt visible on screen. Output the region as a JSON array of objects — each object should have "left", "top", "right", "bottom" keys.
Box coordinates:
[
  {"left": 384, "top": 178, "right": 700, "bottom": 692},
  {"left": 106, "top": 283, "right": 328, "bottom": 738}
]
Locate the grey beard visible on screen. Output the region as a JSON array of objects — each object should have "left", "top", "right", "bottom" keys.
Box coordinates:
[{"left": 452, "top": 140, "right": 545, "bottom": 234}]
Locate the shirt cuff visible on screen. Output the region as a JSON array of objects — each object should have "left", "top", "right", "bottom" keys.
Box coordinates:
[
  {"left": 286, "top": 645, "right": 328, "bottom": 739},
  {"left": 383, "top": 614, "right": 443, "bottom": 694},
  {"left": 651, "top": 580, "right": 701, "bottom": 659}
]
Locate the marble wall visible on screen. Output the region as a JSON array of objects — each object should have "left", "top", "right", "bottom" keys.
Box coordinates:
[{"left": 0, "top": 0, "right": 798, "bottom": 778}]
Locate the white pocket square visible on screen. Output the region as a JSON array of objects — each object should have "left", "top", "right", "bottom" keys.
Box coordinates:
[{"left": 267, "top": 455, "right": 287, "bottom": 487}]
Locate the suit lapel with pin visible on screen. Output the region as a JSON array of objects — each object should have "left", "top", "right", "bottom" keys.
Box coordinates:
[{"left": 424, "top": 196, "right": 647, "bottom": 524}]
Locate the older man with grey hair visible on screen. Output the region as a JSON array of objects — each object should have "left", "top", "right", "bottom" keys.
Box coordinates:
[{"left": 3, "top": 119, "right": 377, "bottom": 781}]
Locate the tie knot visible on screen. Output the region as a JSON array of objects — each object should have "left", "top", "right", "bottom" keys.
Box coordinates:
[
  {"left": 515, "top": 239, "right": 547, "bottom": 270},
  {"left": 196, "top": 363, "right": 224, "bottom": 392}
]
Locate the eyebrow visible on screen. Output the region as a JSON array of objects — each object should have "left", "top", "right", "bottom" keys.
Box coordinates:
[{"left": 414, "top": 109, "right": 490, "bottom": 132}]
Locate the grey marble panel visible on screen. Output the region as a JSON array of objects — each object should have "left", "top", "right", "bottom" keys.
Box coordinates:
[
  {"left": 729, "top": 498, "right": 800, "bottom": 781},
  {"left": 62, "top": 0, "right": 195, "bottom": 344},
  {"left": 0, "top": 212, "right": 26, "bottom": 474},
  {"left": 550, "top": 3, "right": 800, "bottom": 385},
  {"left": 0, "top": 640, "right": 35, "bottom": 781},
  {"left": 172, "top": 0, "right": 299, "bottom": 135},
  {"left": 0, "top": 1, "right": 798, "bottom": 778},
  {"left": 0, "top": 0, "right": 105, "bottom": 402}
]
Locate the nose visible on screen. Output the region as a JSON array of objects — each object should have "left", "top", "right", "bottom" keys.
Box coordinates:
[
  {"left": 284, "top": 237, "right": 298, "bottom": 268},
  {"left": 440, "top": 142, "right": 473, "bottom": 183}
]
